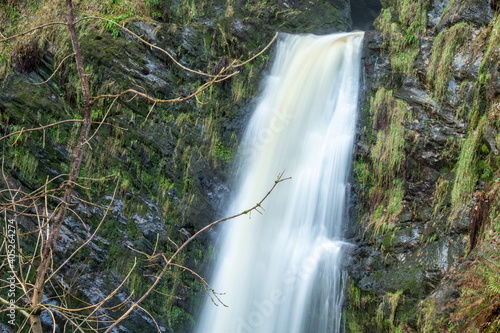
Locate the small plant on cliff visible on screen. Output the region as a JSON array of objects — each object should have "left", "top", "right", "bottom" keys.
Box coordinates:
[
  {"left": 432, "top": 176, "right": 450, "bottom": 218},
  {"left": 374, "top": 0, "right": 429, "bottom": 75},
  {"left": 451, "top": 244, "right": 500, "bottom": 332},
  {"left": 427, "top": 22, "right": 473, "bottom": 103},
  {"left": 450, "top": 116, "right": 487, "bottom": 218},
  {"left": 366, "top": 87, "right": 407, "bottom": 234},
  {"left": 376, "top": 289, "right": 404, "bottom": 332}
]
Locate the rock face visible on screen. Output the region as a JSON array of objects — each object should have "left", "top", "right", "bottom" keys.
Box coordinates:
[
  {"left": 346, "top": 0, "right": 500, "bottom": 331},
  {"left": 436, "top": 0, "right": 493, "bottom": 31}
]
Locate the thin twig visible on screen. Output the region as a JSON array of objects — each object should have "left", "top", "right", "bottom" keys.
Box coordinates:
[
  {"left": 104, "top": 172, "right": 289, "bottom": 332},
  {"left": 0, "top": 22, "right": 68, "bottom": 43},
  {"left": 47, "top": 181, "right": 119, "bottom": 280},
  {"left": 24, "top": 53, "right": 75, "bottom": 86},
  {"left": 0, "top": 119, "right": 126, "bottom": 142},
  {"left": 0, "top": 296, "right": 30, "bottom": 318}
]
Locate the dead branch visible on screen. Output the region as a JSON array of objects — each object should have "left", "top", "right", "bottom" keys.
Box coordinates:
[
  {"left": 25, "top": 52, "right": 75, "bottom": 86},
  {"left": 46, "top": 181, "right": 118, "bottom": 281},
  {"left": 0, "top": 297, "right": 30, "bottom": 318},
  {"left": 0, "top": 119, "right": 126, "bottom": 142},
  {"left": 135, "top": 303, "right": 162, "bottom": 333},
  {"left": 29, "top": 1, "right": 94, "bottom": 331},
  {"left": 91, "top": 70, "right": 239, "bottom": 105},
  {"left": 0, "top": 2, "right": 280, "bottom": 331},
  {"left": 168, "top": 262, "right": 224, "bottom": 307},
  {"left": 104, "top": 172, "right": 289, "bottom": 332},
  {"left": 75, "top": 16, "right": 277, "bottom": 79},
  {"left": 0, "top": 22, "right": 68, "bottom": 43}
]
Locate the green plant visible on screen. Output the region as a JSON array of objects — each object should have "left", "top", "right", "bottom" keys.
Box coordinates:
[
  {"left": 366, "top": 88, "right": 407, "bottom": 235},
  {"left": 376, "top": 290, "right": 404, "bottom": 331},
  {"left": 374, "top": 0, "right": 429, "bottom": 75},
  {"left": 432, "top": 177, "right": 450, "bottom": 218},
  {"left": 450, "top": 116, "right": 486, "bottom": 215},
  {"left": 427, "top": 22, "right": 472, "bottom": 103},
  {"left": 451, "top": 243, "right": 500, "bottom": 332}
]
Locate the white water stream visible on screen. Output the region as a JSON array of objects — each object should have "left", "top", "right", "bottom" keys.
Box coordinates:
[{"left": 195, "top": 32, "right": 364, "bottom": 333}]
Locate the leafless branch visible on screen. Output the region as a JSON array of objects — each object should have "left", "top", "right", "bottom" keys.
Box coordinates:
[
  {"left": 75, "top": 16, "right": 277, "bottom": 79},
  {"left": 0, "top": 119, "right": 126, "bottom": 142},
  {"left": 47, "top": 181, "right": 119, "bottom": 280},
  {"left": 0, "top": 22, "right": 68, "bottom": 43},
  {"left": 104, "top": 172, "right": 289, "bottom": 332}
]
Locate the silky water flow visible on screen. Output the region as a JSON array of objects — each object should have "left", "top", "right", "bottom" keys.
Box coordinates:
[{"left": 195, "top": 32, "right": 364, "bottom": 333}]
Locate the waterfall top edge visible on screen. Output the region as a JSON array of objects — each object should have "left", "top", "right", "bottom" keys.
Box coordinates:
[{"left": 277, "top": 31, "right": 364, "bottom": 39}]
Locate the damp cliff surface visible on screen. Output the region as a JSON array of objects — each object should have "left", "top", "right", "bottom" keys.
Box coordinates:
[
  {"left": 347, "top": 0, "right": 500, "bottom": 331},
  {"left": 0, "top": 1, "right": 351, "bottom": 332}
]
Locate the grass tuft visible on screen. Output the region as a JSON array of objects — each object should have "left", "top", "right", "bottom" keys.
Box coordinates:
[{"left": 427, "top": 22, "right": 473, "bottom": 103}]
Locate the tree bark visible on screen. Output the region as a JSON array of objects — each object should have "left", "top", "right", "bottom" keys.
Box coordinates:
[{"left": 29, "top": 0, "right": 93, "bottom": 331}]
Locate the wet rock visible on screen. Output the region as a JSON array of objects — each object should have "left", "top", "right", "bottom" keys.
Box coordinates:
[
  {"left": 357, "top": 142, "right": 371, "bottom": 156},
  {"left": 351, "top": 0, "right": 383, "bottom": 31},
  {"left": 484, "top": 124, "right": 499, "bottom": 154},
  {"left": 488, "top": 64, "right": 500, "bottom": 99},
  {"left": 133, "top": 22, "right": 157, "bottom": 41},
  {"left": 0, "top": 324, "right": 13, "bottom": 333},
  {"left": 453, "top": 44, "right": 483, "bottom": 82},
  {"left": 428, "top": 0, "right": 450, "bottom": 28},
  {"left": 361, "top": 31, "right": 391, "bottom": 95},
  {"left": 397, "top": 86, "right": 438, "bottom": 110},
  {"left": 437, "top": 0, "right": 493, "bottom": 31}
]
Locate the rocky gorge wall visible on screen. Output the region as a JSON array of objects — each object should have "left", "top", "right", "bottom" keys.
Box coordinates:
[{"left": 347, "top": 0, "right": 500, "bottom": 331}]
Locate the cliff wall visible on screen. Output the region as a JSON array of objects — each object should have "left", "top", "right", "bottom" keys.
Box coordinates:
[{"left": 347, "top": 0, "right": 500, "bottom": 331}]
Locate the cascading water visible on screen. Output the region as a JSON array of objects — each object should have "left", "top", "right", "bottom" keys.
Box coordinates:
[{"left": 195, "top": 32, "right": 364, "bottom": 333}]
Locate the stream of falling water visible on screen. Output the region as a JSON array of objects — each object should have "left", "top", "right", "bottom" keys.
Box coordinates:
[{"left": 195, "top": 32, "right": 364, "bottom": 333}]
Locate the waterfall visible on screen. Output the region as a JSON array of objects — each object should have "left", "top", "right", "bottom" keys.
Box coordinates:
[{"left": 195, "top": 32, "right": 364, "bottom": 333}]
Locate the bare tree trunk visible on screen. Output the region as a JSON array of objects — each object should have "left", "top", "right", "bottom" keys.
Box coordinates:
[{"left": 29, "top": 0, "right": 92, "bottom": 331}]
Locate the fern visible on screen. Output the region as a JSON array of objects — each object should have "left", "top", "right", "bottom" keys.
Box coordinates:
[{"left": 488, "top": 276, "right": 500, "bottom": 294}]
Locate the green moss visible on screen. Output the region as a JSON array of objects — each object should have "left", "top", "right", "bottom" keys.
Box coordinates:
[
  {"left": 370, "top": 88, "right": 407, "bottom": 187},
  {"left": 374, "top": 0, "right": 429, "bottom": 75},
  {"left": 354, "top": 160, "right": 370, "bottom": 192},
  {"left": 450, "top": 116, "right": 486, "bottom": 213},
  {"left": 0, "top": 1, "right": 351, "bottom": 332},
  {"left": 346, "top": 278, "right": 381, "bottom": 332},
  {"left": 242, "top": 0, "right": 346, "bottom": 33},
  {"left": 440, "top": 0, "right": 455, "bottom": 18},
  {"left": 432, "top": 177, "right": 450, "bottom": 218},
  {"left": 365, "top": 88, "right": 407, "bottom": 235},
  {"left": 12, "top": 148, "right": 38, "bottom": 177},
  {"left": 479, "top": 15, "right": 500, "bottom": 75},
  {"left": 427, "top": 22, "right": 473, "bottom": 103},
  {"left": 376, "top": 290, "right": 404, "bottom": 331}
]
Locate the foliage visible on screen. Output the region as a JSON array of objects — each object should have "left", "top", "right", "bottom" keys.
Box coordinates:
[
  {"left": 346, "top": 277, "right": 382, "bottom": 332},
  {"left": 479, "top": 15, "right": 500, "bottom": 75},
  {"left": 0, "top": 0, "right": 282, "bottom": 331},
  {"left": 432, "top": 177, "right": 450, "bottom": 218},
  {"left": 376, "top": 290, "right": 404, "bottom": 332},
  {"left": 427, "top": 22, "right": 473, "bottom": 103},
  {"left": 451, "top": 242, "right": 500, "bottom": 332},
  {"left": 355, "top": 2, "right": 500, "bottom": 333},
  {"left": 374, "top": 0, "right": 430, "bottom": 75},
  {"left": 0, "top": 0, "right": 155, "bottom": 80},
  {"left": 366, "top": 88, "right": 408, "bottom": 234},
  {"left": 450, "top": 116, "right": 486, "bottom": 215}
]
